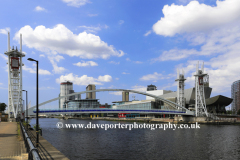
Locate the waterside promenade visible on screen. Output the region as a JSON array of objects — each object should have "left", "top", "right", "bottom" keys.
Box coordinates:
[
  {"left": 0, "top": 122, "right": 69, "bottom": 160},
  {"left": 0, "top": 122, "right": 26, "bottom": 159}
]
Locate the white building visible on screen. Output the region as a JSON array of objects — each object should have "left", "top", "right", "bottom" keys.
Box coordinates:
[{"left": 146, "top": 90, "right": 172, "bottom": 100}]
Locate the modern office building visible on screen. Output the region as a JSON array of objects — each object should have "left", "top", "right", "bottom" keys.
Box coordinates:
[
  {"left": 86, "top": 84, "right": 96, "bottom": 99},
  {"left": 59, "top": 83, "right": 100, "bottom": 109},
  {"left": 231, "top": 80, "right": 240, "bottom": 113},
  {"left": 59, "top": 81, "right": 82, "bottom": 108},
  {"left": 122, "top": 91, "right": 129, "bottom": 102},
  {"left": 65, "top": 99, "right": 100, "bottom": 109},
  {"left": 112, "top": 100, "right": 163, "bottom": 109},
  {"left": 60, "top": 81, "right": 73, "bottom": 109}
]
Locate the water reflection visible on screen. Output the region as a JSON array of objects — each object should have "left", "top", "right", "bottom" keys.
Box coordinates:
[{"left": 30, "top": 118, "right": 240, "bottom": 160}]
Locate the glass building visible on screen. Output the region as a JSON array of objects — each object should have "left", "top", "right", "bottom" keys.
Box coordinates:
[
  {"left": 112, "top": 100, "right": 163, "bottom": 110},
  {"left": 66, "top": 99, "right": 100, "bottom": 109},
  {"left": 231, "top": 80, "right": 240, "bottom": 113}
]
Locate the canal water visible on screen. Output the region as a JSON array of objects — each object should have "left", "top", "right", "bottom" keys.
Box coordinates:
[{"left": 30, "top": 118, "right": 240, "bottom": 160}]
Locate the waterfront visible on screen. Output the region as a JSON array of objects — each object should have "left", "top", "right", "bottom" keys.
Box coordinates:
[{"left": 30, "top": 118, "right": 240, "bottom": 160}]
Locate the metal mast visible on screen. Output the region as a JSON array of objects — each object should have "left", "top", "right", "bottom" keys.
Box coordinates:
[
  {"left": 4, "top": 32, "right": 25, "bottom": 119},
  {"left": 175, "top": 69, "right": 186, "bottom": 109},
  {"left": 194, "top": 62, "right": 208, "bottom": 117}
]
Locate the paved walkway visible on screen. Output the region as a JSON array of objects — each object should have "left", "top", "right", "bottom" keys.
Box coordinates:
[
  {"left": 0, "top": 122, "right": 69, "bottom": 159},
  {"left": 0, "top": 122, "right": 24, "bottom": 158}
]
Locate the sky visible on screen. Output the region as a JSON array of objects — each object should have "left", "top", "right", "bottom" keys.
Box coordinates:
[{"left": 1, "top": 0, "right": 240, "bottom": 110}]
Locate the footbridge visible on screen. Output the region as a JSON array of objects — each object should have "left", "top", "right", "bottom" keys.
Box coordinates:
[
  {"left": 33, "top": 108, "right": 192, "bottom": 115},
  {"left": 29, "top": 89, "right": 195, "bottom": 116}
]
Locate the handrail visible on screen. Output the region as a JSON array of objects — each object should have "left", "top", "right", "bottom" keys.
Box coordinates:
[{"left": 20, "top": 121, "right": 41, "bottom": 160}]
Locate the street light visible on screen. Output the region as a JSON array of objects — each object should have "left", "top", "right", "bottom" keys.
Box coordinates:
[
  {"left": 22, "top": 90, "right": 28, "bottom": 130},
  {"left": 27, "top": 58, "right": 39, "bottom": 148}
]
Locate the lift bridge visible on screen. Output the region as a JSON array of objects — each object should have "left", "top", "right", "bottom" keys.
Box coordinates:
[{"left": 30, "top": 89, "right": 194, "bottom": 116}]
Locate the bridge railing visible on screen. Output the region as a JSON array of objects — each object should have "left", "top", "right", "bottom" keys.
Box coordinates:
[
  {"left": 19, "top": 121, "right": 41, "bottom": 160},
  {"left": 212, "top": 113, "right": 239, "bottom": 116},
  {"left": 33, "top": 108, "right": 187, "bottom": 113}
]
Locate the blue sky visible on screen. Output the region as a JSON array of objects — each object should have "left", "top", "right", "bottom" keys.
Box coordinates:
[{"left": 1, "top": 0, "right": 239, "bottom": 110}]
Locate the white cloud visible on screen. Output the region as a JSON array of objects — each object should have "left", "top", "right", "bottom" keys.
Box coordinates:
[
  {"left": 98, "top": 75, "right": 112, "bottom": 82},
  {"left": 115, "top": 78, "right": 119, "bottom": 80},
  {"left": 152, "top": 25, "right": 240, "bottom": 62},
  {"left": 14, "top": 24, "right": 124, "bottom": 59},
  {"left": 40, "top": 54, "right": 45, "bottom": 57},
  {"left": 152, "top": 49, "right": 198, "bottom": 62},
  {"left": 140, "top": 72, "right": 162, "bottom": 81},
  {"left": 62, "top": 0, "right": 91, "bottom": 7},
  {"left": 39, "top": 69, "right": 52, "bottom": 75},
  {"left": 23, "top": 65, "right": 51, "bottom": 75},
  {"left": 144, "top": 30, "right": 152, "bottom": 36},
  {"left": 177, "top": 0, "right": 200, "bottom": 4},
  {"left": 183, "top": 49, "right": 240, "bottom": 94},
  {"left": 131, "top": 85, "right": 147, "bottom": 93},
  {"left": 110, "top": 91, "right": 122, "bottom": 96},
  {"left": 153, "top": 0, "right": 240, "bottom": 36},
  {"left": 73, "top": 61, "right": 98, "bottom": 67},
  {"left": 0, "top": 86, "right": 7, "bottom": 89},
  {"left": 78, "top": 25, "right": 108, "bottom": 33},
  {"left": 48, "top": 55, "right": 66, "bottom": 74},
  {"left": 39, "top": 86, "right": 55, "bottom": 90},
  {"left": 149, "top": 0, "right": 240, "bottom": 95},
  {"left": 34, "top": 6, "right": 47, "bottom": 12},
  {"left": 51, "top": 62, "right": 66, "bottom": 74},
  {"left": 122, "top": 72, "right": 130, "bottom": 74},
  {"left": 109, "top": 85, "right": 146, "bottom": 96},
  {"left": 119, "top": 20, "right": 124, "bottom": 25},
  {"left": 56, "top": 73, "right": 112, "bottom": 85},
  {"left": 0, "top": 53, "right": 8, "bottom": 61},
  {"left": 140, "top": 72, "right": 173, "bottom": 81},
  {"left": 0, "top": 27, "right": 10, "bottom": 35},
  {"left": 109, "top": 61, "right": 120, "bottom": 65},
  {"left": 88, "top": 14, "right": 98, "bottom": 17},
  {"left": 0, "top": 83, "right": 2, "bottom": 85},
  {"left": 134, "top": 61, "right": 143, "bottom": 64},
  {"left": 125, "top": 58, "right": 142, "bottom": 64}
]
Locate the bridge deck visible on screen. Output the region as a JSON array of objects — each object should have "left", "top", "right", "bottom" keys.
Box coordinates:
[{"left": 34, "top": 109, "right": 194, "bottom": 115}]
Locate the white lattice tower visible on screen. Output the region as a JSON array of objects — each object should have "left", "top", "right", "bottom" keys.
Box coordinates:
[
  {"left": 4, "top": 32, "right": 25, "bottom": 119},
  {"left": 175, "top": 69, "right": 186, "bottom": 110},
  {"left": 194, "top": 62, "right": 208, "bottom": 117}
]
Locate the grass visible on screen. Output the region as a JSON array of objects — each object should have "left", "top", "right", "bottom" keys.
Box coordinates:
[{"left": 17, "top": 122, "right": 21, "bottom": 141}]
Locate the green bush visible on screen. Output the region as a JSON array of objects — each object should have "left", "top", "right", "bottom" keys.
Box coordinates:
[
  {"left": 237, "top": 109, "right": 240, "bottom": 115},
  {"left": 33, "top": 124, "right": 42, "bottom": 130}
]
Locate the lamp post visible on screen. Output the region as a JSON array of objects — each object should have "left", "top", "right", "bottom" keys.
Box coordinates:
[
  {"left": 22, "top": 90, "right": 28, "bottom": 130},
  {"left": 27, "top": 58, "right": 39, "bottom": 147}
]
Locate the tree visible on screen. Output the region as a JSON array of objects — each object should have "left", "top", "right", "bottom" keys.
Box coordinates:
[
  {"left": 0, "top": 103, "right": 7, "bottom": 112},
  {"left": 237, "top": 109, "right": 240, "bottom": 115},
  {"left": 226, "top": 110, "right": 232, "bottom": 114}
]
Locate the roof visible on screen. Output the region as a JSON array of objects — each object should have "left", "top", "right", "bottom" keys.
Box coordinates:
[
  {"left": 159, "top": 87, "right": 212, "bottom": 104},
  {"left": 60, "top": 81, "right": 73, "bottom": 85},
  {"left": 206, "top": 95, "right": 233, "bottom": 106}
]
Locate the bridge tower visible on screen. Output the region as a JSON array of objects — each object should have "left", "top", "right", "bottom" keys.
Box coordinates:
[
  {"left": 194, "top": 62, "right": 208, "bottom": 117},
  {"left": 4, "top": 32, "right": 25, "bottom": 119},
  {"left": 175, "top": 69, "right": 186, "bottom": 109}
]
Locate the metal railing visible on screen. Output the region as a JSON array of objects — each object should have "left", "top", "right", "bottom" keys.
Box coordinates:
[
  {"left": 20, "top": 121, "right": 41, "bottom": 160},
  {"left": 33, "top": 108, "right": 187, "bottom": 114},
  {"left": 208, "top": 113, "right": 237, "bottom": 122},
  {"left": 26, "top": 129, "right": 53, "bottom": 160}
]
